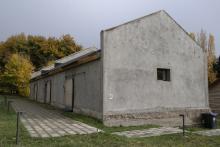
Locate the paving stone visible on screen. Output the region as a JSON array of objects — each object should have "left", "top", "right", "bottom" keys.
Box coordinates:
[
  {"left": 11, "top": 99, "right": 101, "bottom": 138},
  {"left": 30, "top": 134, "right": 39, "bottom": 137},
  {"left": 51, "top": 133, "right": 60, "bottom": 137},
  {"left": 73, "top": 129, "right": 86, "bottom": 134},
  {"left": 195, "top": 129, "right": 220, "bottom": 136},
  {"left": 112, "top": 127, "right": 182, "bottom": 138},
  {"left": 67, "top": 130, "right": 77, "bottom": 134},
  {"left": 39, "top": 133, "right": 49, "bottom": 137}
]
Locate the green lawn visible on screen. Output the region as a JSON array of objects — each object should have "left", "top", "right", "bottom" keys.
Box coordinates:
[{"left": 1, "top": 95, "right": 220, "bottom": 147}]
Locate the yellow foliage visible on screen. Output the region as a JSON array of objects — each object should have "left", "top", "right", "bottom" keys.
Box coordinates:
[
  {"left": 207, "top": 34, "right": 217, "bottom": 84},
  {"left": 3, "top": 54, "right": 34, "bottom": 97},
  {"left": 189, "top": 32, "right": 196, "bottom": 41},
  {"left": 18, "top": 86, "right": 30, "bottom": 97}
]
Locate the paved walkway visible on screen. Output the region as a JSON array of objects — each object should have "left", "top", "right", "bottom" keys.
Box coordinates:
[
  {"left": 112, "top": 127, "right": 182, "bottom": 138},
  {"left": 11, "top": 99, "right": 101, "bottom": 138},
  {"left": 195, "top": 129, "right": 220, "bottom": 136}
]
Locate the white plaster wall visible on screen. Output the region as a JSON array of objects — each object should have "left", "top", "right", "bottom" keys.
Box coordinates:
[{"left": 102, "top": 11, "right": 209, "bottom": 114}]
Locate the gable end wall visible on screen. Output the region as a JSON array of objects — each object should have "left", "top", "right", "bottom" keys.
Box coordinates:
[{"left": 102, "top": 11, "right": 209, "bottom": 126}]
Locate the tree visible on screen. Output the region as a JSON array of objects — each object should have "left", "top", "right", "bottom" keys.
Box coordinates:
[
  {"left": 189, "top": 32, "right": 196, "bottom": 41},
  {"left": 0, "top": 33, "right": 82, "bottom": 96},
  {"left": 207, "top": 34, "right": 217, "bottom": 84},
  {"left": 196, "top": 30, "right": 217, "bottom": 84},
  {"left": 0, "top": 34, "right": 29, "bottom": 68},
  {"left": 58, "top": 34, "right": 81, "bottom": 56},
  {"left": 0, "top": 33, "right": 82, "bottom": 70},
  {"left": 2, "top": 54, "right": 34, "bottom": 96},
  {"left": 197, "top": 30, "right": 207, "bottom": 52},
  {"left": 214, "top": 56, "right": 220, "bottom": 78},
  {"left": 27, "top": 35, "right": 48, "bottom": 69}
]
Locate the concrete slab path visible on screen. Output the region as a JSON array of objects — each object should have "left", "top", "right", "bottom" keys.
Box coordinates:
[
  {"left": 112, "top": 127, "right": 182, "bottom": 138},
  {"left": 195, "top": 129, "right": 220, "bottom": 136},
  {"left": 11, "top": 99, "right": 101, "bottom": 138}
]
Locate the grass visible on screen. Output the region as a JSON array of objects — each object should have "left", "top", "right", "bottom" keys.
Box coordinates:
[{"left": 1, "top": 95, "right": 220, "bottom": 147}]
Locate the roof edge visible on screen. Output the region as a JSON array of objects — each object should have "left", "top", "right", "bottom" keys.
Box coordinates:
[
  {"left": 102, "top": 10, "right": 204, "bottom": 52},
  {"left": 161, "top": 10, "right": 204, "bottom": 51},
  {"left": 31, "top": 47, "right": 101, "bottom": 79},
  {"left": 103, "top": 10, "right": 163, "bottom": 32}
]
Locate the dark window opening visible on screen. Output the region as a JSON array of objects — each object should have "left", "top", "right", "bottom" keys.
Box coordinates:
[{"left": 157, "top": 68, "right": 171, "bottom": 81}]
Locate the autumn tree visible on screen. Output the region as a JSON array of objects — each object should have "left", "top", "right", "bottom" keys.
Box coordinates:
[
  {"left": 0, "top": 34, "right": 29, "bottom": 68},
  {"left": 197, "top": 30, "right": 207, "bottom": 52},
  {"left": 0, "top": 33, "right": 82, "bottom": 70},
  {"left": 0, "top": 33, "right": 82, "bottom": 96},
  {"left": 189, "top": 32, "right": 196, "bottom": 41},
  {"left": 196, "top": 30, "right": 217, "bottom": 84},
  {"left": 2, "top": 54, "right": 34, "bottom": 96},
  {"left": 207, "top": 34, "right": 217, "bottom": 84},
  {"left": 214, "top": 56, "right": 220, "bottom": 78}
]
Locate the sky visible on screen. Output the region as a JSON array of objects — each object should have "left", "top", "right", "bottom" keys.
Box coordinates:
[{"left": 0, "top": 0, "right": 219, "bottom": 55}]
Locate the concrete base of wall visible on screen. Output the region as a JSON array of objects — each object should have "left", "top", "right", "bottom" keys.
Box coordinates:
[
  {"left": 103, "top": 108, "right": 210, "bottom": 127},
  {"left": 73, "top": 107, "right": 103, "bottom": 120},
  {"left": 51, "top": 102, "right": 65, "bottom": 109}
]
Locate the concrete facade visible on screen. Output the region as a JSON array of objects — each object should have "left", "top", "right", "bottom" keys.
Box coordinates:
[
  {"left": 30, "top": 55, "right": 102, "bottom": 119},
  {"left": 30, "top": 10, "right": 209, "bottom": 126},
  {"left": 101, "top": 10, "right": 209, "bottom": 126}
]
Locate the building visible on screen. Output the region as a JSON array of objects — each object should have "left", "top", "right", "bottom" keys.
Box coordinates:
[
  {"left": 209, "top": 80, "right": 220, "bottom": 114},
  {"left": 30, "top": 10, "right": 210, "bottom": 126}
]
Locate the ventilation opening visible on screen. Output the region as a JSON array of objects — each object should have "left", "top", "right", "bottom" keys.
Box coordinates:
[{"left": 157, "top": 68, "right": 171, "bottom": 81}]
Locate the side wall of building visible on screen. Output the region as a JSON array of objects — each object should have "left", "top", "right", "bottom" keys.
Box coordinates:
[
  {"left": 102, "top": 11, "right": 209, "bottom": 126},
  {"left": 30, "top": 59, "right": 103, "bottom": 119},
  {"left": 65, "top": 59, "right": 103, "bottom": 119},
  {"left": 30, "top": 82, "right": 35, "bottom": 100}
]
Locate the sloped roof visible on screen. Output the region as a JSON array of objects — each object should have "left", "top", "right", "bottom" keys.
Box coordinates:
[
  {"left": 54, "top": 47, "right": 100, "bottom": 66},
  {"left": 31, "top": 10, "right": 203, "bottom": 80},
  {"left": 31, "top": 71, "right": 41, "bottom": 79},
  {"left": 31, "top": 47, "right": 100, "bottom": 79}
]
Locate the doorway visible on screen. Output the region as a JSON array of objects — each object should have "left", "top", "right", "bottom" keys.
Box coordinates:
[
  {"left": 64, "top": 78, "right": 74, "bottom": 111},
  {"left": 45, "top": 81, "right": 51, "bottom": 104},
  {"left": 34, "top": 84, "right": 38, "bottom": 101}
]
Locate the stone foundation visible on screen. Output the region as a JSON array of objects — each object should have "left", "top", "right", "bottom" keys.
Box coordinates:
[
  {"left": 103, "top": 108, "right": 210, "bottom": 127},
  {"left": 73, "top": 107, "right": 103, "bottom": 120}
]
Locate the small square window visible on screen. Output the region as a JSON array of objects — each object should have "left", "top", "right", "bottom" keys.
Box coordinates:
[{"left": 157, "top": 68, "right": 171, "bottom": 81}]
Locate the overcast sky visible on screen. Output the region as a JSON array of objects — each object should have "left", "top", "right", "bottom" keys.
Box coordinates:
[{"left": 0, "top": 0, "right": 219, "bottom": 55}]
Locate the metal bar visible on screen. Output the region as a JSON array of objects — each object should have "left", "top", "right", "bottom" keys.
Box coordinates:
[
  {"left": 4, "top": 96, "right": 7, "bottom": 106},
  {"left": 16, "top": 112, "right": 20, "bottom": 145},
  {"left": 179, "top": 114, "right": 185, "bottom": 136},
  {"left": 8, "top": 101, "right": 11, "bottom": 112},
  {"left": 7, "top": 102, "right": 9, "bottom": 112},
  {"left": 7, "top": 101, "right": 12, "bottom": 112},
  {"left": 183, "top": 115, "right": 185, "bottom": 136}
]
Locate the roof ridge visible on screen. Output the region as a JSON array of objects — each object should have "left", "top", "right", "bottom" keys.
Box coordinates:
[
  {"left": 55, "top": 47, "right": 98, "bottom": 63},
  {"left": 31, "top": 47, "right": 100, "bottom": 79}
]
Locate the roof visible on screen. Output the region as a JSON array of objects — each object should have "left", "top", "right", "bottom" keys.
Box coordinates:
[
  {"left": 31, "top": 10, "right": 203, "bottom": 80},
  {"left": 31, "top": 47, "right": 101, "bottom": 79}
]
